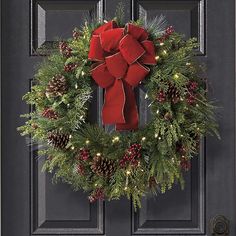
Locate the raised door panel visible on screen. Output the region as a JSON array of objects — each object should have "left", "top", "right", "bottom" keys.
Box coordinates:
[
  {"left": 29, "top": 1, "right": 104, "bottom": 235},
  {"left": 132, "top": 0, "right": 206, "bottom": 234}
]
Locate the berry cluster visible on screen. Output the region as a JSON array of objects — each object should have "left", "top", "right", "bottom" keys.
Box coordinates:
[
  {"left": 78, "top": 148, "right": 90, "bottom": 161},
  {"left": 180, "top": 157, "right": 191, "bottom": 171},
  {"left": 75, "top": 149, "right": 90, "bottom": 175},
  {"left": 42, "top": 108, "right": 58, "bottom": 120},
  {"left": 77, "top": 163, "right": 85, "bottom": 175},
  {"left": 186, "top": 81, "right": 198, "bottom": 105},
  {"left": 119, "top": 143, "right": 142, "bottom": 168},
  {"left": 158, "top": 26, "right": 174, "bottom": 43},
  {"left": 176, "top": 143, "right": 187, "bottom": 155},
  {"left": 88, "top": 188, "right": 105, "bottom": 203},
  {"left": 64, "top": 63, "right": 77, "bottom": 72},
  {"left": 156, "top": 90, "right": 166, "bottom": 102},
  {"left": 59, "top": 41, "right": 72, "bottom": 58}
]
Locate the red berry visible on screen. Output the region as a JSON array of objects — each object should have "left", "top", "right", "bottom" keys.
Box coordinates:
[
  {"left": 156, "top": 91, "right": 166, "bottom": 102},
  {"left": 77, "top": 164, "right": 85, "bottom": 175},
  {"left": 42, "top": 108, "right": 58, "bottom": 120},
  {"left": 64, "top": 63, "right": 77, "bottom": 72},
  {"left": 88, "top": 188, "right": 105, "bottom": 202},
  {"left": 79, "top": 148, "right": 90, "bottom": 161},
  {"left": 165, "top": 26, "right": 174, "bottom": 35},
  {"left": 119, "top": 143, "right": 142, "bottom": 168},
  {"left": 180, "top": 157, "right": 191, "bottom": 171},
  {"left": 188, "top": 81, "right": 198, "bottom": 91},
  {"left": 187, "top": 94, "right": 196, "bottom": 105}
]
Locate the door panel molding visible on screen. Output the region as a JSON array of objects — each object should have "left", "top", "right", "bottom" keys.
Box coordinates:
[
  {"left": 132, "top": 141, "right": 205, "bottom": 235},
  {"left": 30, "top": 145, "right": 104, "bottom": 235},
  {"left": 30, "top": 0, "right": 104, "bottom": 56},
  {"left": 131, "top": 0, "right": 206, "bottom": 55}
]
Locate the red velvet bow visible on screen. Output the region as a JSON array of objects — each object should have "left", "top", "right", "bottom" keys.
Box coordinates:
[{"left": 88, "top": 21, "right": 157, "bottom": 130}]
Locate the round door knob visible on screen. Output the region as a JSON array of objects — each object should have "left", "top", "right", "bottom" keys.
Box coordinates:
[{"left": 210, "top": 215, "right": 229, "bottom": 235}]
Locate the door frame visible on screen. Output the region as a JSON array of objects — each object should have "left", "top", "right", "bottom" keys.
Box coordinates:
[{"left": 1, "top": 1, "right": 236, "bottom": 235}]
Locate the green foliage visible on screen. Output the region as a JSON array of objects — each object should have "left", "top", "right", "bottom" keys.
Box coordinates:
[{"left": 18, "top": 15, "right": 219, "bottom": 209}]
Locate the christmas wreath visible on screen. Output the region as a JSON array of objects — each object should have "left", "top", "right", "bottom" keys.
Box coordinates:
[{"left": 19, "top": 14, "right": 219, "bottom": 209}]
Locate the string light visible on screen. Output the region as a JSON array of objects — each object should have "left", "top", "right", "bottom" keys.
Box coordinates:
[
  {"left": 158, "top": 137, "right": 161, "bottom": 140},
  {"left": 173, "top": 73, "right": 179, "bottom": 79},
  {"left": 141, "top": 136, "right": 146, "bottom": 141},
  {"left": 154, "top": 133, "right": 158, "bottom": 138},
  {"left": 160, "top": 42, "right": 164, "bottom": 46},
  {"left": 71, "top": 146, "right": 75, "bottom": 150},
  {"left": 104, "top": 20, "right": 108, "bottom": 23},
  {"left": 96, "top": 152, "right": 101, "bottom": 156},
  {"left": 180, "top": 134, "right": 184, "bottom": 137},
  {"left": 126, "top": 170, "right": 131, "bottom": 175},
  {"left": 81, "top": 71, "right": 85, "bottom": 76},
  {"left": 94, "top": 183, "right": 98, "bottom": 187},
  {"left": 67, "top": 103, "right": 70, "bottom": 107},
  {"left": 75, "top": 83, "right": 78, "bottom": 89},
  {"left": 155, "top": 55, "right": 160, "bottom": 60},
  {"left": 186, "top": 62, "right": 191, "bottom": 66},
  {"left": 112, "top": 136, "right": 120, "bottom": 143},
  {"left": 156, "top": 109, "right": 160, "bottom": 114},
  {"left": 124, "top": 187, "right": 128, "bottom": 191},
  {"left": 80, "top": 115, "right": 84, "bottom": 120},
  {"left": 145, "top": 93, "right": 148, "bottom": 99},
  {"left": 85, "top": 140, "right": 90, "bottom": 145},
  {"left": 196, "top": 103, "right": 199, "bottom": 107},
  {"left": 69, "top": 134, "right": 72, "bottom": 139},
  {"left": 163, "top": 50, "right": 167, "bottom": 55}
]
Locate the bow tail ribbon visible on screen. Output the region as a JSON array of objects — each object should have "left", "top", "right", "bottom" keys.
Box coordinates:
[
  {"left": 103, "top": 80, "right": 139, "bottom": 130},
  {"left": 115, "top": 81, "right": 139, "bottom": 130},
  {"left": 91, "top": 62, "right": 149, "bottom": 130}
]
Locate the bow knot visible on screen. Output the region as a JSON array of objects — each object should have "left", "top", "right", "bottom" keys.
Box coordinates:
[{"left": 88, "top": 21, "right": 157, "bottom": 130}]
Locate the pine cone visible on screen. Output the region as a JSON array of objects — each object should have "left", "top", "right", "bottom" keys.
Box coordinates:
[
  {"left": 47, "top": 131, "right": 69, "bottom": 149},
  {"left": 91, "top": 156, "right": 116, "bottom": 177},
  {"left": 46, "top": 75, "right": 67, "bottom": 97},
  {"left": 167, "top": 84, "right": 180, "bottom": 103},
  {"left": 149, "top": 176, "right": 158, "bottom": 189},
  {"left": 164, "top": 112, "right": 173, "bottom": 121}
]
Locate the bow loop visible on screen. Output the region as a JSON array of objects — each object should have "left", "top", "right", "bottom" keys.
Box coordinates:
[
  {"left": 119, "top": 34, "right": 145, "bottom": 65},
  {"left": 105, "top": 52, "right": 128, "bottom": 78},
  {"left": 100, "top": 28, "right": 124, "bottom": 52},
  {"left": 91, "top": 63, "right": 115, "bottom": 88},
  {"left": 88, "top": 35, "right": 104, "bottom": 61},
  {"left": 124, "top": 62, "right": 149, "bottom": 87},
  {"left": 139, "top": 40, "right": 156, "bottom": 65},
  {"left": 93, "top": 20, "right": 117, "bottom": 35}
]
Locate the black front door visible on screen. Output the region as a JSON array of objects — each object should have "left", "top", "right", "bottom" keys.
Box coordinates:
[{"left": 2, "top": 0, "right": 236, "bottom": 235}]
